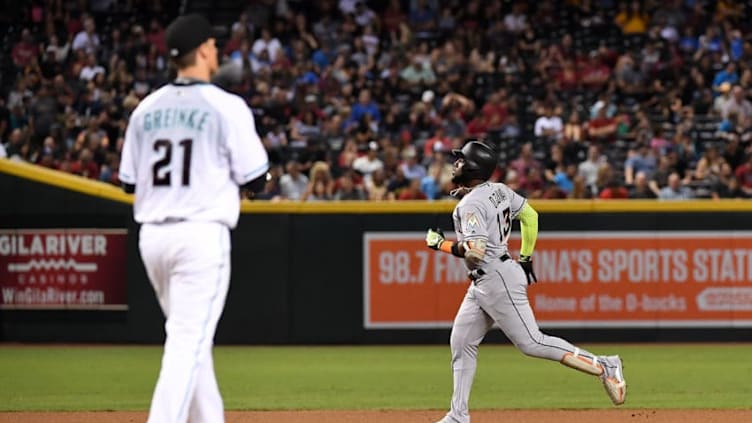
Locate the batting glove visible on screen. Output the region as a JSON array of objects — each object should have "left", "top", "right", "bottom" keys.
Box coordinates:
[
  {"left": 519, "top": 255, "right": 538, "bottom": 285},
  {"left": 426, "top": 228, "right": 446, "bottom": 250}
]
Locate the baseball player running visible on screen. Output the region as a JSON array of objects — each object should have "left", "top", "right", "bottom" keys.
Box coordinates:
[
  {"left": 425, "top": 141, "right": 625, "bottom": 423},
  {"left": 119, "top": 14, "right": 269, "bottom": 423}
]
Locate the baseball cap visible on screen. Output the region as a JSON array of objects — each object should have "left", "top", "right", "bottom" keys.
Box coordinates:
[{"left": 165, "top": 14, "right": 219, "bottom": 59}]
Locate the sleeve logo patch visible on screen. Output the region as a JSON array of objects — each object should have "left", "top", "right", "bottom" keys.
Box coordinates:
[{"left": 464, "top": 212, "right": 479, "bottom": 233}]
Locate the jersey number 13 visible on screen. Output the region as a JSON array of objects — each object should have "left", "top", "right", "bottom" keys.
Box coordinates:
[
  {"left": 497, "top": 207, "right": 511, "bottom": 244},
  {"left": 152, "top": 138, "right": 193, "bottom": 186}
]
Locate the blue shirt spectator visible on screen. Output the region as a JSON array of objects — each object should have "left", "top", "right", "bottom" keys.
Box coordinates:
[
  {"left": 349, "top": 90, "right": 381, "bottom": 123},
  {"left": 713, "top": 63, "right": 739, "bottom": 93}
]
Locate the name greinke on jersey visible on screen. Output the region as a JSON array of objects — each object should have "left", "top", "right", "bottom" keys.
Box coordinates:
[{"left": 143, "top": 108, "right": 210, "bottom": 132}]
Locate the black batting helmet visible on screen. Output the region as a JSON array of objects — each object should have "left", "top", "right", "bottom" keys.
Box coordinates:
[{"left": 451, "top": 141, "right": 497, "bottom": 184}]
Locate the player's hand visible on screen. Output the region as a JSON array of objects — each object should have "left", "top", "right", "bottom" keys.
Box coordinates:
[
  {"left": 519, "top": 255, "right": 538, "bottom": 285},
  {"left": 426, "top": 228, "right": 445, "bottom": 250}
]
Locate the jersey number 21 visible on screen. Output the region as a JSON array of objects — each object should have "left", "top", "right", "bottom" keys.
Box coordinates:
[{"left": 152, "top": 138, "right": 193, "bottom": 186}]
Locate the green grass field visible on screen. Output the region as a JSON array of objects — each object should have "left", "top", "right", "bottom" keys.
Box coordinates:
[{"left": 1, "top": 344, "right": 751, "bottom": 411}]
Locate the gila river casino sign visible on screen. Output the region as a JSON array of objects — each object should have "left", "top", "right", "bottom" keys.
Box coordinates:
[
  {"left": 363, "top": 231, "right": 752, "bottom": 329},
  {"left": 0, "top": 229, "right": 128, "bottom": 310}
]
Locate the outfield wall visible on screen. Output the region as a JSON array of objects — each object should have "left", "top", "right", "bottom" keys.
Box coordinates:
[{"left": 2, "top": 160, "right": 752, "bottom": 344}]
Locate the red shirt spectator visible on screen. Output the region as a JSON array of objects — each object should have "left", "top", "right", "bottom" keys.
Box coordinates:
[
  {"left": 509, "top": 143, "right": 543, "bottom": 187},
  {"left": 580, "top": 53, "right": 611, "bottom": 90},
  {"left": 69, "top": 149, "right": 100, "bottom": 180},
  {"left": 466, "top": 116, "right": 489, "bottom": 137},
  {"left": 586, "top": 108, "right": 617, "bottom": 142},
  {"left": 423, "top": 128, "right": 451, "bottom": 158},
  {"left": 735, "top": 156, "right": 752, "bottom": 193},
  {"left": 398, "top": 180, "right": 428, "bottom": 200},
  {"left": 481, "top": 92, "right": 508, "bottom": 129},
  {"left": 147, "top": 20, "right": 167, "bottom": 56},
  {"left": 599, "top": 181, "right": 629, "bottom": 199},
  {"left": 382, "top": 0, "right": 405, "bottom": 34},
  {"left": 12, "top": 29, "right": 37, "bottom": 68},
  {"left": 555, "top": 60, "right": 579, "bottom": 91}
]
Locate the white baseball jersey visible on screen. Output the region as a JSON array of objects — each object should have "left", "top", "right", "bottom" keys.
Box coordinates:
[
  {"left": 452, "top": 182, "right": 526, "bottom": 268},
  {"left": 120, "top": 81, "right": 269, "bottom": 228}
]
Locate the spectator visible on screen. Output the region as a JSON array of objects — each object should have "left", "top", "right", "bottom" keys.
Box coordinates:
[
  {"left": 649, "top": 155, "right": 675, "bottom": 197},
  {"left": 399, "top": 146, "right": 426, "bottom": 181},
  {"left": 69, "top": 148, "right": 99, "bottom": 179},
  {"left": 503, "top": 2, "right": 527, "bottom": 34},
  {"left": 382, "top": 0, "right": 406, "bottom": 35},
  {"left": 614, "top": 1, "right": 649, "bottom": 35},
  {"left": 624, "top": 144, "right": 657, "bottom": 185},
  {"left": 569, "top": 175, "right": 591, "bottom": 199},
  {"left": 543, "top": 143, "right": 565, "bottom": 183},
  {"left": 553, "top": 164, "right": 577, "bottom": 195},
  {"left": 578, "top": 145, "right": 603, "bottom": 195},
  {"left": 713, "top": 82, "right": 733, "bottom": 118},
  {"left": 534, "top": 104, "right": 563, "bottom": 141},
  {"left": 421, "top": 147, "right": 454, "bottom": 199},
  {"left": 79, "top": 53, "right": 105, "bottom": 81},
  {"left": 481, "top": 91, "right": 509, "bottom": 132},
  {"left": 715, "top": 176, "right": 748, "bottom": 199},
  {"left": 352, "top": 141, "right": 384, "bottom": 185},
  {"left": 409, "top": 0, "right": 437, "bottom": 33},
  {"left": 586, "top": 106, "right": 618, "bottom": 143},
  {"left": 735, "top": 154, "right": 752, "bottom": 196},
  {"left": 400, "top": 55, "right": 437, "bottom": 86},
  {"left": 366, "top": 168, "right": 389, "bottom": 200},
  {"left": 509, "top": 142, "right": 542, "bottom": 189},
  {"left": 724, "top": 86, "right": 752, "bottom": 121},
  {"left": 712, "top": 62, "right": 739, "bottom": 94},
  {"left": 398, "top": 178, "right": 428, "bottom": 200},
  {"left": 72, "top": 16, "right": 100, "bottom": 54},
  {"left": 280, "top": 159, "right": 309, "bottom": 200},
  {"left": 693, "top": 146, "right": 726, "bottom": 187},
  {"left": 580, "top": 51, "right": 611, "bottom": 91},
  {"left": 349, "top": 89, "right": 381, "bottom": 125},
  {"left": 12, "top": 29, "right": 38, "bottom": 69},
  {"left": 335, "top": 172, "right": 367, "bottom": 200},
  {"left": 659, "top": 172, "right": 694, "bottom": 200},
  {"left": 630, "top": 171, "right": 657, "bottom": 199},
  {"left": 599, "top": 178, "right": 630, "bottom": 199},
  {"left": 302, "top": 161, "right": 334, "bottom": 202},
  {"left": 28, "top": 84, "right": 57, "bottom": 144},
  {"left": 252, "top": 27, "right": 282, "bottom": 62},
  {"left": 423, "top": 127, "right": 451, "bottom": 159}
]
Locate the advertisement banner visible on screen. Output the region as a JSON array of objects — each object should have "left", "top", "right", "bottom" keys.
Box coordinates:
[
  {"left": 364, "top": 231, "right": 752, "bottom": 329},
  {"left": 0, "top": 229, "right": 128, "bottom": 310}
]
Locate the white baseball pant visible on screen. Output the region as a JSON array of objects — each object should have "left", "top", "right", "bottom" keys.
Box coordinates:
[{"left": 139, "top": 221, "right": 230, "bottom": 423}]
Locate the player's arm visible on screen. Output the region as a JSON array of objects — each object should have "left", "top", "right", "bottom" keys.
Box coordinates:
[
  {"left": 426, "top": 205, "right": 488, "bottom": 265},
  {"left": 226, "top": 96, "right": 270, "bottom": 194},
  {"left": 119, "top": 112, "right": 140, "bottom": 194},
  {"left": 516, "top": 202, "right": 539, "bottom": 284},
  {"left": 517, "top": 202, "right": 538, "bottom": 259},
  {"left": 425, "top": 229, "right": 487, "bottom": 265}
]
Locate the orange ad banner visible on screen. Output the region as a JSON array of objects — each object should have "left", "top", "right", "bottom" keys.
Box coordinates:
[{"left": 363, "top": 231, "right": 752, "bottom": 329}]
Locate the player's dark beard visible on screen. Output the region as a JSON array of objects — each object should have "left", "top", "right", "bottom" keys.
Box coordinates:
[{"left": 451, "top": 173, "right": 465, "bottom": 185}]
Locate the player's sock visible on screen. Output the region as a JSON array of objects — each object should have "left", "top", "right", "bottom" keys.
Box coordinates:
[{"left": 560, "top": 347, "right": 604, "bottom": 376}]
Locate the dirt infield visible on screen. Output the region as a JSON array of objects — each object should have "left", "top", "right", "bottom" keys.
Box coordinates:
[{"left": 2, "top": 410, "right": 752, "bottom": 423}]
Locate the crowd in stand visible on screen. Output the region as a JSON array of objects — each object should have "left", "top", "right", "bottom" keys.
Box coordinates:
[{"left": 2, "top": 0, "right": 752, "bottom": 201}]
